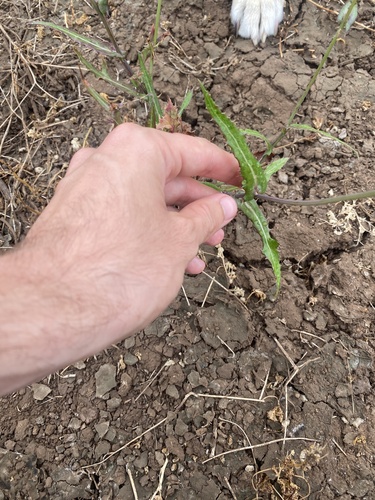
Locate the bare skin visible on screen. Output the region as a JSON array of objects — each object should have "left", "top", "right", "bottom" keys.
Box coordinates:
[{"left": 0, "top": 124, "right": 240, "bottom": 395}]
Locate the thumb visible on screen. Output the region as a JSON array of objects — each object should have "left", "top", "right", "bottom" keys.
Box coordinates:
[{"left": 179, "top": 193, "right": 238, "bottom": 247}]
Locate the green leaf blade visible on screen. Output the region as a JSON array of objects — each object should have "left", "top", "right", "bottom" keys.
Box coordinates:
[
  {"left": 138, "top": 53, "right": 163, "bottom": 125},
  {"left": 264, "top": 158, "right": 289, "bottom": 183},
  {"left": 200, "top": 84, "right": 267, "bottom": 198},
  {"left": 290, "top": 123, "right": 358, "bottom": 157},
  {"left": 338, "top": 1, "right": 358, "bottom": 31},
  {"left": 74, "top": 50, "right": 140, "bottom": 97},
  {"left": 178, "top": 90, "right": 193, "bottom": 117},
  {"left": 240, "top": 128, "right": 273, "bottom": 155},
  {"left": 33, "top": 21, "right": 125, "bottom": 58},
  {"left": 83, "top": 82, "right": 111, "bottom": 112},
  {"left": 240, "top": 200, "right": 281, "bottom": 292}
]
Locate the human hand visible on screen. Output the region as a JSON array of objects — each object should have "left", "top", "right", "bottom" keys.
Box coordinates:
[{"left": 1, "top": 124, "right": 240, "bottom": 391}]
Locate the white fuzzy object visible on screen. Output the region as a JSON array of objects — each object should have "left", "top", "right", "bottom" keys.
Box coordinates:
[{"left": 231, "top": 0, "right": 284, "bottom": 45}]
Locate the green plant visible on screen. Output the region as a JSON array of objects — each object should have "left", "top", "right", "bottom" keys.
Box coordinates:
[
  {"left": 34, "top": 0, "right": 192, "bottom": 128},
  {"left": 201, "top": 0, "right": 374, "bottom": 292},
  {"left": 35, "top": 0, "right": 373, "bottom": 293}
]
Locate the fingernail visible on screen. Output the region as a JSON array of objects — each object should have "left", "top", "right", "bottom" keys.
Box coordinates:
[{"left": 220, "top": 196, "right": 237, "bottom": 221}]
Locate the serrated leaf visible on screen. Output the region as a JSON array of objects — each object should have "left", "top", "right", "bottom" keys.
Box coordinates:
[
  {"left": 240, "top": 128, "right": 273, "bottom": 155},
  {"left": 200, "top": 84, "right": 267, "bottom": 199},
  {"left": 290, "top": 123, "right": 358, "bottom": 156},
  {"left": 240, "top": 199, "right": 281, "bottom": 292},
  {"left": 264, "top": 158, "right": 289, "bottom": 182},
  {"left": 138, "top": 53, "right": 163, "bottom": 125},
  {"left": 33, "top": 21, "right": 125, "bottom": 58}
]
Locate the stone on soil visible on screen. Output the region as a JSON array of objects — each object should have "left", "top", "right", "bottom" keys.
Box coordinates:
[{"left": 95, "top": 363, "right": 117, "bottom": 398}]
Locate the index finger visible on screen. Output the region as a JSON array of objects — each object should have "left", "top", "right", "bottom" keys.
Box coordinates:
[{"left": 100, "top": 123, "right": 242, "bottom": 186}]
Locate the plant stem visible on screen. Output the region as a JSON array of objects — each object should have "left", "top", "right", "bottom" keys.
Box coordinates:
[
  {"left": 149, "top": 0, "right": 163, "bottom": 76},
  {"left": 268, "top": 0, "right": 358, "bottom": 153},
  {"left": 88, "top": 0, "right": 133, "bottom": 76},
  {"left": 255, "top": 189, "right": 375, "bottom": 206},
  {"left": 154, "top": 0, "right": 163, "bottom": 46}
]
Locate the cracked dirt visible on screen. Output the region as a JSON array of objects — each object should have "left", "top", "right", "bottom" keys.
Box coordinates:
[{"left": 1, "top": 0, "right": 375, "bottom": 498}]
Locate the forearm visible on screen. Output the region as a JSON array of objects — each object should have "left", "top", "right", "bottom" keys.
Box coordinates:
[
  {"left": 0, "top": 245, "right": 119, "bottom": 396},
  {"left": 0, "top": 231, "right": 166, "bottom": 396}
]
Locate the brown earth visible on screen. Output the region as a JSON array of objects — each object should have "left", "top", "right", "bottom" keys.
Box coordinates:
[{"left": 1, "top": 0, "right": 375, "bottom": 498}]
